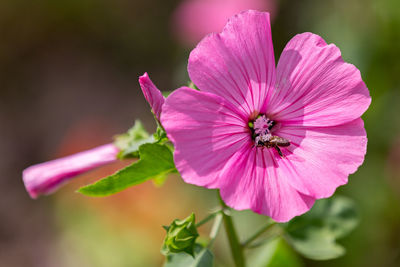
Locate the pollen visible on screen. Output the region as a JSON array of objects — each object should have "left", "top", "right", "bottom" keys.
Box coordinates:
[
  {"left": 251, "top": 115, "right": 275, "bottom": 145},
  {"left": 254, "top": 115, "right": 275, "bottom": 134}
]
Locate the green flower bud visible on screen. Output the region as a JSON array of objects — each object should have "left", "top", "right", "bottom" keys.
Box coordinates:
[{"left": 161, "top": 213, "right": 199, "bottom": 256}]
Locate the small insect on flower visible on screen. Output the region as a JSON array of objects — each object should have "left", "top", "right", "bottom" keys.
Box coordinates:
[
  {"left": 251, "top": 114, "right": 290, "bottom": 157},
  {"left": 257, "top": 135, "right": 291, "bottom": 157}
]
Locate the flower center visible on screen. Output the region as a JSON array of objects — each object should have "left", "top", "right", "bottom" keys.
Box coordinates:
[
  {"left": 249, "top": 115, "right": 290, "bottom": 157},
  {"left": 252, "top": 115, "right": 275, "bottom": 145}
]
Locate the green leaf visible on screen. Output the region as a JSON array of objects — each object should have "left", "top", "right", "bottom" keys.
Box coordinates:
[
  {"left": 161, "top": 213, "right": 199, "bottom": 256},
  {"left": 286, "top": 228, "right": 345, "bottom": 261},
  {"left": 152, "top": 172, "right": 168, "bottom": 187},
  {"left": 250, "top": 238, "right": 303, "bottom": 267},
  {"left": 284, "top": 196, "right": 359, "bottom": 261},
  {"left": 114, "top": 120, "right": 154, "bottom": 159},
  {"left": 164, "top": 244, "right": 213, "bottom": 267},
  {"left": 78, "top": 143, "right": 175, "bottom": 196}
]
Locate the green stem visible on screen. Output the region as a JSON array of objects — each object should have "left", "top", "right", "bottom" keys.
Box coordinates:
[
  {"left": 208, "top": 213, "right": 223, "bottom": 248},
  {"left": 218, "top": 193, "right": 245, "bottom": 267},
  {"left": 246, "top": 233, "right": 280, "bottom": 249},
  {"left": 196, "top": 212, "right": 218, "bottom": 228},
  {"left": 242, "top": 222, "right": 277, "bottom": 247}
]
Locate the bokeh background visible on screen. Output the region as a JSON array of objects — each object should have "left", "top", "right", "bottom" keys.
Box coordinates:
[{"left": 1, "top": 0, "right": 399, "bottom": 266}]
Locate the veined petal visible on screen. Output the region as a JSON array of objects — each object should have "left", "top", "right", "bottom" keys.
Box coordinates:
[
  {"left": 23, "top": 143, "right": 119, "bottom": 199},
  {"left": 274, "top": 118, "right": 367, "bottom": 198},
  {"left": 219, "top": 145, "right": 315, "bottom": 222},
  {"left": 188, "top": 10, "right": 276, "bottom": 117},
  {"left": 161, "top": 87, "right": 249, "bottom": 188},
  {"left": 268, "top": 33, "right": 371, "bottom": 127},
  {"left": 139, "top": 72, "right": 165, "bottom": 121}
]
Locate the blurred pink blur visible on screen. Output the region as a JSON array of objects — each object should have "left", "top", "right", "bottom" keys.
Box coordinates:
[{"left": 171, "top": 0, "right": 278, "bottom": 46}]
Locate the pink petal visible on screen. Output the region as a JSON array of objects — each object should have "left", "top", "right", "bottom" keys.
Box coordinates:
[
  {"left": 268, "top": 33, "right": 371, "bottom": 127},
  {"left": 161, "top": 87, "right": 249, "bottom": 188},
  {"left": 139, "top": 73, "right": 165, "bottom": 121},
  {"left": 188, "top": 10, "right": 276, "bottom": 117},
  {"left": 23, "top": 143, "right": 119, "bottom": 199},
  {"left": 219, "top": 145, "right": 315, "bottom": 222},
  {"left": 161, "top": 87, "right": 315, "bottom": 222},
  {"left": 274, "top": 118, "right": 367, "bottom": 198}
]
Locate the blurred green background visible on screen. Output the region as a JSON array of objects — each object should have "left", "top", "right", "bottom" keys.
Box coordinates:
[{"left": 1, "top": 0, "right": 399, "bottom": 266}]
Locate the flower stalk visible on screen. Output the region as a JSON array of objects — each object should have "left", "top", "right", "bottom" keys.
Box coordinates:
[
  {"left": 242, "top": 221, "right": 277, "bottom": 248},
  {"left": 208, "top": 212, "right": 223, "bottom": 248},
  {"left": 196, "top": 211, "right": 219, "bottom": 228},
  {"left": 218, "top": 193, "right": 245, "bottom": 267}
]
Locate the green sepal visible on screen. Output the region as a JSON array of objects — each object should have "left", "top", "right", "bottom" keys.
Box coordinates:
[
  {"left": 154, "top": 123, "right": 168, "bottom": 144},
  {"left": 78, "top": 143, "right": 176, "bottom": 197},
  {"left": 114, "top": 120, "right": 170, "bottom": 159},
  {"left": 161, "top": 213, "right": 199, "bottom": 257},
  {"left": 114, "top": 120, "right": 154, "bottom": 159},
  {"left": 284, "top": 196, "right": 359, "bottom": 261}
]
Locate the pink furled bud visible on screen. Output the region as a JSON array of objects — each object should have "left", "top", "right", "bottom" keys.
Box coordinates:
[
  {"left": 23, "top": 143, "right": 119, "bottom": 199},
  {"left": 139, "top": 73, "right": 165, "bottom": 121}
]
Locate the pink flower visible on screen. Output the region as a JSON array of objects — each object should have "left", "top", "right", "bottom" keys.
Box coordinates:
[
  {"left": 139, "top": 72, "right": 165, "bottom": 121},
  {"left": 161, "top": 10, "right": 371, "bottom": 222},
  {"left": 23, "top": 144, "right": 119, "bottom": 199},
  {"left": 171, "top": 0, "right": 277, "bottom": 46}
]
